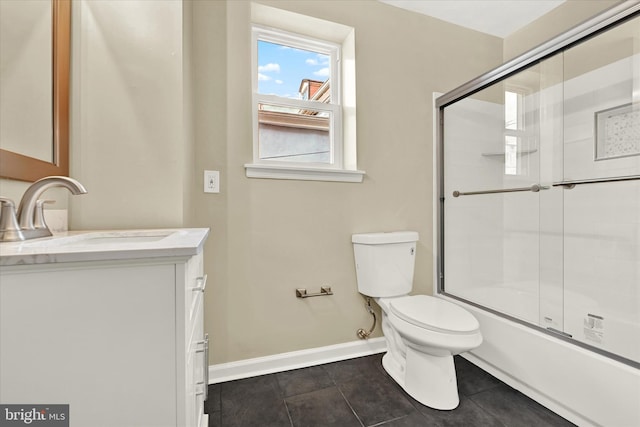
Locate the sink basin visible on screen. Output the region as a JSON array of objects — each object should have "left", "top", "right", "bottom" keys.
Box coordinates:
[
  {"left": 65, "top": 232, "right": 174, "bottom": 245},
  {"left": 17, "top": 230, "right": 177, "bottom": 248}
]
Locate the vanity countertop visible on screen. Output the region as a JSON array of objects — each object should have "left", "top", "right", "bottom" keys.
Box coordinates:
[{"left": 0, "top": 228, "right": 210, "bottom": 266}]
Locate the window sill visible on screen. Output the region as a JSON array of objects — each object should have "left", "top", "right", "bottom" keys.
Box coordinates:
[{"left": 244, "top": 163, "right": 365, "bottom": 183}]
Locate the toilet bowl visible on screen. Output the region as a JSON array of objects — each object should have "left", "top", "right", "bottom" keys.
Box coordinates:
[
  {"left": 352, "top": 231, "right": 482, "bottom": 410},
  {"left": 378, "top": 295, "right": 482, "bottom": 409}
]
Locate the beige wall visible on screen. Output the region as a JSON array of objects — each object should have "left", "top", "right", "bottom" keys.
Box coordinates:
[
  {"left": 193, "top": 0, "right": 503, "bottom": 363},
  {"left": 190, "top": 0, "right": 230, "bottom": 364},
  {"left": 503, "top": 0, "right": 621, "bottom": 61},
  {"left": 68, "top": 0, "right": 188, "bottom": 229}
]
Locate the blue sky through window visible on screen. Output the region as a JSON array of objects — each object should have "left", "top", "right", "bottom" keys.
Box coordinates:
[{"left": 257, "top": 40, "right": 329, "bottom": 99}]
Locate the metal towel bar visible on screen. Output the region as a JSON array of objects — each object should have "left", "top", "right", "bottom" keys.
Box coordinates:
[
  {"left": 452, "top": 184, "right": 547, "bottom": 197},
  {"left": 452, "top": 176, "right": 639, "bottom": 197},
  {"left": 553, "top": 175, "right": 639, "bottom": 188},
  {"left": 296, "top": 286, "right": 333, "bottom": 298}
]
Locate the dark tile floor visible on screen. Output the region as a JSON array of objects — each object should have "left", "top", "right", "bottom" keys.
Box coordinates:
[{"left": 206, "top": 353, "right": 575, "bottom": 427}]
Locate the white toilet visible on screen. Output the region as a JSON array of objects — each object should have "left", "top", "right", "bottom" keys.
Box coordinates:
[{"left": 352, "top": 231, "right": 482, "bottom": 410}]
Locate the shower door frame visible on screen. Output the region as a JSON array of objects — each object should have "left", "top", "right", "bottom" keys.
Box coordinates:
[{"left": 435, "top": 1, "right": 640, "bottom": 369}]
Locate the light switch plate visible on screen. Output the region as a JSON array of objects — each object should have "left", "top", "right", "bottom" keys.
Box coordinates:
[{"left": 204, "top": 170, "right": 220, "bottom": 193}]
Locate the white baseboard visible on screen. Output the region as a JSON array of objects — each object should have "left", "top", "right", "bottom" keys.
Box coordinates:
[{"left": 208, "top": 337, "right": 387, "bottom": 384}]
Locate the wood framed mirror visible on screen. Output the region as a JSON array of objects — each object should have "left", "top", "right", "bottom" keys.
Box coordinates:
[{"left": 0, "top": 0, "right": 70, "bottom": 182}]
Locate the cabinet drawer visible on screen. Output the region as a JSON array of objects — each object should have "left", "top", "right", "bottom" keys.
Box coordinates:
[
  {"left": 187, "top": 301, "right": 207, "bottom": 427},
  {"left": 185, "top": 270, "right": 206, "bottom": 427},
  {"left": 194, "top": 333, "right": 208, "bottom": 427},
  {"left": 185, "top": 253, "right": 205, "bottom": 328},
  {"left": 188, "top": 286, "right": 205, "bottom": 355},
  {"left": 189, "top": 275, "right": 205, "bottom": 327}
]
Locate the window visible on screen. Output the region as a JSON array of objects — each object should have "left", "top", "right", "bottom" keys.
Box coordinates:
[
  {"left": 504, "top": 89, "right": 532, "bottom": 176},
  {"left": 246, "top": 4, "right": 362, "bottom": 182},
  {"left": 254, "top": 27, "right": 339, "bottom": 165},
  {"left": 504, "top": 90, "right": 522, "bottom": 175}
]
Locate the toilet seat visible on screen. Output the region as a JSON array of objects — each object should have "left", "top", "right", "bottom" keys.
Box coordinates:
[{"left": 388, "top": 295, "right": 479, "bottom": 334}]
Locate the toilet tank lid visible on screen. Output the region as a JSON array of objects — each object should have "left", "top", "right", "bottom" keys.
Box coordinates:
[{"left": 352, "top": 231, "right": 419, "bottom": 245}]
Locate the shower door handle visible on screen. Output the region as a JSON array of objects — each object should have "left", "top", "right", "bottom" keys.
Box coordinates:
[
  {"left": 452, "top": 184, "right": 548, "bottom": 197},
  {"left": 553, "top": 175, "right": 640, "bottom": 189}
]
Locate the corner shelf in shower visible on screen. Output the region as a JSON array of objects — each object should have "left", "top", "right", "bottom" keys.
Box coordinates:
[{"left": 481, "top": 149, "right": 538, "bottom": 158}]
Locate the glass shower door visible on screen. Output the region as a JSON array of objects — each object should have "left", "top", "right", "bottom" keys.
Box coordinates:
[
  {"left": 442, "top": 55, "right": 564, "bottom": 326},
  {"left": 439, "top": 8, "right": 639, "bottom": 367},
  {"left": 560, "top": 16, "right": 640, "bottom": 363}
]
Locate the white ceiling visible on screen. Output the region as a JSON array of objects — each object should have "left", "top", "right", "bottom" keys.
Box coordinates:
[{"left": 378, "top": 0, "right": 567, "bottom": 38}]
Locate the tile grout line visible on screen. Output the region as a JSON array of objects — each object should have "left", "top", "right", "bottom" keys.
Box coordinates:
[
  {"left": 337, "top": 385, "right": 366, "bottom": 427},
  {"left": 369, "top": 414, "right": 411, "bottom": 427},
  {"left": 282, "top": 399, "right": 295, "bottom": 427},
  {"left": 274, "top": 373, "right": 295, "bottom": 427}
]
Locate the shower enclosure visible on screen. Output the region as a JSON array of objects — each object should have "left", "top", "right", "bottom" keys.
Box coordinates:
[{"left": 436, "top": 4, "right": 639, "bottom": 427}]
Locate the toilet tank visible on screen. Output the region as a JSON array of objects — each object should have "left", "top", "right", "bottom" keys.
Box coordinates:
[{"left": 352, "top": 231, "right": 419, "bottom": 297}]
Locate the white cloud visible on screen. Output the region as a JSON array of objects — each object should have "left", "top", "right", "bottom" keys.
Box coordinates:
[
  {"left": 258, "top": 73, "right": 271, "bottom": 81},
  {"left": 307, "top": 55, "right": 329, "bottom": 66},
  {"left": 258, "top": 63, "right": 280, "bottom": 73},
  {"left": 275, "top": 80, "right": 283, "bottom": 84},
  {"left": 313, "top": 67, "right": 330, "bottom": 77}
]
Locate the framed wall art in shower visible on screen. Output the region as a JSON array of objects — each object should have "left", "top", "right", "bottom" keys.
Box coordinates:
[{"left": 595, "top": 102, "right": 640, "bottom": 161}]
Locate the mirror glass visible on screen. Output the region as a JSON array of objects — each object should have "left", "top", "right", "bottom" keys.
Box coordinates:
[
  {"left": 0, "top": 0, "right": 52, "bottom": 162},
  {"left": 0, "top": 0, "right": 70, "bottom": 182}
]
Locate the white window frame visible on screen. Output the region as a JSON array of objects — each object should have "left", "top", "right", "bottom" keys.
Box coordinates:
[
  {"left": 245, "top": 5, "right": 363, "bottom": 183},
  {"left": 252, "top": 26, "right": 342, "bottom": 166}
]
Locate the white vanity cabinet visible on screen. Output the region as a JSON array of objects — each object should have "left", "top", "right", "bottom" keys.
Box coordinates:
[{"left": 0, "top": 229, "right": 209, "bottom": 427}]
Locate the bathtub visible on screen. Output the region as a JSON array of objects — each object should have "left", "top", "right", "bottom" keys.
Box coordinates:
[
  {"left": 449, "top": 285, "right": 539, "bottom": 324},
  {"left": 439, "top": 293, "right": 640, "bottom": 427}
]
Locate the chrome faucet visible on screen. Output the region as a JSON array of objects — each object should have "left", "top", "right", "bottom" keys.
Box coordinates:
[{"left": 0, "top": 176, "right": 87, "bottom": 242}]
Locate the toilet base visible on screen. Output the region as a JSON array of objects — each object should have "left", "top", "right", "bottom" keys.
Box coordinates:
[{"left": 382, "top": 348, "right": 460, "bottom": 410}]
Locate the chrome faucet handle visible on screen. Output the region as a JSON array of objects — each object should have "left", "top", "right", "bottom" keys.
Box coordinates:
[
  {"left": 17, "top": 176, "right": 87, "bottom": 231},
  {"left": 0, "top": 197, "right": 25, "bottom": 242},
  {"left": 34, "top": 199, "right": 56, "bottom": 230}
]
